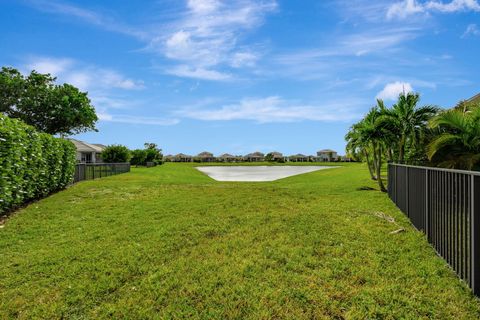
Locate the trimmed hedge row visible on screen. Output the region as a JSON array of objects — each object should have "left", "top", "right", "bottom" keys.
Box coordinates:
[{"left": 0, "top": 114, "right": 76, "bottom": 214}]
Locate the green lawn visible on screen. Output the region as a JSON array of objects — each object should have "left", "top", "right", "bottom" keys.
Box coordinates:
[{"left": 1, "top": 163, "right": 479, "bottom": 319}]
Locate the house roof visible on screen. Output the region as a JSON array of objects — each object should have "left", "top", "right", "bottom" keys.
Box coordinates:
[
  {"left": 197, "top": 151, "right": 214, "bottom": 157},
  {"left": 175, "top": 153, "right": 192, "bottom": 158},
  {"left": 270, "top": 152, "right": 283, "bottom": 157},
  {"left": 466, "top": 93, "right": 480, "bottom": 104},
  {"left": 246, "top": 151, "right": 264, "bottom": 157},
  {"left": 289, "top": 153, "right": 307, "bottom": 158},
  {"left": 318, "top": 149, "right": 337, "bottom": 153},
  {"left": 219, "top": 153, "right": 235, "bottom": 158},
  {"left": 68, "top": 139, "right": 105, "bottom": 153}
]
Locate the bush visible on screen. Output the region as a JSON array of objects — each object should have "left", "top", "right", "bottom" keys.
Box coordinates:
[
  {"left": 130, "top": 149, "right": 147, "bottom": 166},
  {"left": 0, "top": 114, "right": 76, "bottom": 214},
  {"left": 130, "top": 144, "right": 163, "bottom": 166},
  {"left": 102, "top": 145, "right": 131, "bottom": 163}
]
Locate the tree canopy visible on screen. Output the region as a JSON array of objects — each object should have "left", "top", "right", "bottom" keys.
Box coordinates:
[
  {"left": 0, "top": 67, "right": 97, "bottom": 135},
  {"left": 102, "top": 145, "right": 131, "bottom": 163}
]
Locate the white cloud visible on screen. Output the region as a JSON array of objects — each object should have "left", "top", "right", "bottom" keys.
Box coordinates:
[
  {"left": 231, "top": 52, "right": 259, "bottom": 68},
  {"left": 376, "top": 82, "right": 414, "bottom": 100},
  {"left": 387, "top": 0, "right": 424, "bottom": 19},
  {"left": 22, "top": 56, "right": 149, "bottom": 128},
  {"left": 387, "top": 0, "right": 480, "bottom": 19},
  {"left": 98, "top": 113, "right": 180, "bottom": 125},
  {"left": 151, "top": 0, "right": 276, "bottom": 80},
  {"left": 27, "top": 0, "right": 147, "bottom": 39},
  {"left": 26, "top": 1, "right": 275, "bottom": 81},
  {"left": 177, "top": 96, "right": 362, "bottom": 123},
  {"left": 25, "top": 57, "right": 74, "bottom": 75},
  {"left": 165, "top": 65, "right": 231, "bottom": 81},
  {"left": 462, "top": 23, "right": 480, "bottom": 37},
  {"left": 24, "top": 56, "right": 144, "bottom": 91},
  {"left": 187, "top": 0, "right": 221, "bottom": 14},
  {"left": 425, "top": 0, "right": 480, "bottom": 12}
]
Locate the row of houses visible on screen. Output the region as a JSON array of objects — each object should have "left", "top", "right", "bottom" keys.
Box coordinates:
[
  {"left": 164, "top": 149, "right": 346, "bottom": 163},
  {"left": 68, "top": 138, "right": 346, "bottom": 164}
]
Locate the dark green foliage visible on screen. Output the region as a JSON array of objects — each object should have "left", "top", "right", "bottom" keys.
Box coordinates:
[
  {"left": 0, "top": 67, "right": 97, "bottom": 135},
  {"left": 0, "top": 114, "right": 76, "bottom": 214},
  {"left": 144, "top": 142, "right": 163, "bottom": 164},
  {"left": 427, "top": 106, "right": 480, "bottom": 170},
  {"left": 145, "top": 148, "right": 160, "bottom": 163},
  {"left": 130, "top": 149, "right": 147, "bottom": 166},
  {"left": 130, "top": 143, "right": 163, "bottom": 166},
  {"left": 102, "top": 145, "right": 131, "bottom": 163}
]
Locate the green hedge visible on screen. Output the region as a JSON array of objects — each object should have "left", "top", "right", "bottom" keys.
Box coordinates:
[{"left": 0, "top": 114, "right": 76, "bottom": 214}]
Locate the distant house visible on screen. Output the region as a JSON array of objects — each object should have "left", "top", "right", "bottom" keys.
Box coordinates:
[
  {"left": 197, "top": 151, "right": 216, "bottom": 162},
  {"left": 164, "top": 155, "right": 174, "bottom": 162},
  {"left": 68, "top": 139, "right": 106, "bottom": 163},
  {"left": 174, "top": 153, "right": 193, "bottom": 162},
  {"left": 244, "top": 152, "right": 265, "bottom": 162},
  {"left": 219, "top": 153, "right": 238, "bottom": 162},
  {"left": 317, "top": 149, "right": 338, "bottom": 162},
  {"left": 466, "top": 93, "right": 480, "bottom": 104},
  {"left": 288, "top": 154, "right": 309, "bottom": 162},
  {"left": 269, "top": 152, "right": 285, "bottom": 162}
]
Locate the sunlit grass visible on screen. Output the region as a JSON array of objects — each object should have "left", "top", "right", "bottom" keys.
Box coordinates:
[{"left": 0, "top": 163, "right": 479, "bottom": 319}]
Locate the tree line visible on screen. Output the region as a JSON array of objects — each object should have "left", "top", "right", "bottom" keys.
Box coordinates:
[
  {"left": 345, "top": 92, "right": 480, "bottom": 192},
  {"left": 102, "top": 143, "right": 163, "bottom": 166}
]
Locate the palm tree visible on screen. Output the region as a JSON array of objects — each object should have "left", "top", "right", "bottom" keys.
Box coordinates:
[
  {"left": 427, "top": 106, "right": 480, "bottom": 170},
  {"left": 346, "top": 121, "right": 377, "bottom": 180},
  {"left": 379, "top": 93, "right": 438, "bottom": 163},
  {"left": 346, "top": 106, "right": 388, "bottom": 192}
]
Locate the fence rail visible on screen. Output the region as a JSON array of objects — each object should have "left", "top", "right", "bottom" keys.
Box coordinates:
[
  {"left": 388, "top": 163, "right": 480, "bottom": 295},
  {"left": 74, "top": 163, "right": 130, "bottom": 183}
]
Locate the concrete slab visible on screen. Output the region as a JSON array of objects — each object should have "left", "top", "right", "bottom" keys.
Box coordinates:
[{"left": 196, "top": 166, "right": 336, "bottom": 182}]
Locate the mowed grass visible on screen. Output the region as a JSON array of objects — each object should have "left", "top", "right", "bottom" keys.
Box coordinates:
[{"left": 1, "top": 163, "right": 479, "bottom": 319}]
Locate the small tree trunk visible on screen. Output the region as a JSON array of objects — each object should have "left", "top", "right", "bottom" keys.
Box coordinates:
[
  {"left": 371, "top": 144, "right": 379, "bottom": 180},
  {"left": 398, "top": 135, "right": 406, "bottom": 163},
  {"left": 388, "top": 148, "right": 393, "bottom": 162},
  {"left": 364, "top": 150, "right": 376, "bottom": 180},
  {"left": 376, "top": 144, "right": 387, "bottom": 192}
]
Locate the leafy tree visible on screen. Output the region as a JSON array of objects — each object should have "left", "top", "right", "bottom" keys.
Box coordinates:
[
  {"left": 427, "top": 106, "right": 480, "bottom": 170},
  {"left": 0, "top": 67, "right": 97, "bottom": 135},
  {"left": 143, "top": 142, "right": 163, "bottom": 163},
  {"left": 265, "top": 153, "right": 274, "bottom": 162},
  {"left": 144, "top": 142, "right": 158, "bottom": 150},
  {"left": 102, "top": 145, "right": 131, "bottom": 163},
  {"left": 130, "top": 149, "right": 147, "bottom": 166},
  {"left": 346, "top": 105, "right": 391, "bottom": 191},
  {"left": 379, "top": 93, "right": 438, "bottom": 163}
]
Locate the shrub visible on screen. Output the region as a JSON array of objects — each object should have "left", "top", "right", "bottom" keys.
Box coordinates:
[
  {"left": 130, "top": 149, "right": 147, "bottom": 166},
  {"left": 0, "top": 114, "right": 76, "bottom": 214},
  {"left": 102, "top": 145, "right": 131, "bottom": 163}
]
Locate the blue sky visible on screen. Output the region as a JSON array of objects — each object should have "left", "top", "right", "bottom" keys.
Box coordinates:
[{"left": 1, "top": 0, "right": 479, "bottom": 156}]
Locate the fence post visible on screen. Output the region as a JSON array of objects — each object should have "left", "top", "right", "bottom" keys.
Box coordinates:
[
  {"left": 425, "top": 168, "right": 429, "bottom": 237},
  {"left": 406, "top": 166, "right": 410, "bottom": 217},
  {"left": 394, "top": 164, "right": 397, "bottom": 203},
  {"left": 472, "top": 175, "right": 480, "bottom": 295}
]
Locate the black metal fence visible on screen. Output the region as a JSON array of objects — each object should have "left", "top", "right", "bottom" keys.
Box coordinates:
[
  {"left": 74, "top": 163, "right": 130, "bottom": 183},
  {"left": 388, "top": 163, "right": 480, "bottom": 295}
]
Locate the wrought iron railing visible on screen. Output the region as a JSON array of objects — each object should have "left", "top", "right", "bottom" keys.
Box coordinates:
[{"left": 388, "top": 163, "right": 480, "bottom": 295}]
